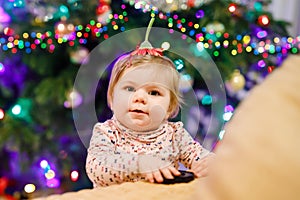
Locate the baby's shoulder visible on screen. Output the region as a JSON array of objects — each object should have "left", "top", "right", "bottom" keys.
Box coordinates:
[
  {"left": 167, "top": 121, "right": 184, "bottom": 131},
  {"left": 93, "top": 119, "right": 117, "bottom": 134}
]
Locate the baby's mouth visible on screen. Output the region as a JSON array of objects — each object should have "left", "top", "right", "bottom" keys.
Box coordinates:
[{"left": 130, "top": 109, "right": 148, "bottom": 115}]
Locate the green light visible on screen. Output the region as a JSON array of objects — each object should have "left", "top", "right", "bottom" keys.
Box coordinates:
[
  {"left": 291, "top": 47, "right": 298, "bottom": 54},
  {"left": 9, "top": 98, "right": 32, "bottom": 122},
  {"left": 201, "top": 95, "right": 212, "bottom": 105},
  {"left": 213, "top": 51, "right": 219, "bottom": 57},
  {"left": 18, "top": 41, "right": 24, "bottom": 49},
  {"left": 59, "top": 5, "right": 69, "bottom": 14},
  {"left": 41, "top": 43, "right": 47, "bottom": 49},
  {"left": 174, "top": 59, "right": 184, "bottom": 71},
  {"left": 90, "top": 20, "right": 96, "bottom": 26},
  {"left": 269, "top": 45, "right": 275, "bottom": 54},
  {"left": 181, "top": 18, "right": 186, "bottom": 23},
  {"left": 77, "top": 25, "right": 83, "bottom": 30},
  {"left": 254, "top": 2, "right": 263, "bottom": 11}
]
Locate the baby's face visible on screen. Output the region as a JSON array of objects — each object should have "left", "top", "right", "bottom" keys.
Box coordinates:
[{"left": 110, "top": 64, "right": 171, "bottom": 132}]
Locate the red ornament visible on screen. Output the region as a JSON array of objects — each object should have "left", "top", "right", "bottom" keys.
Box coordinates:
[
  {"left": 96, "top": 4, "right": 110, "bottom": 15},
  {"left": 3, "top": 27, "right": 14, "bottom": 36},
  {"left": 228, "top": 3, "right": 237, "bottom": 13},
  {"left": 258, "top": 15, "right": 270, "bottom": 26}
]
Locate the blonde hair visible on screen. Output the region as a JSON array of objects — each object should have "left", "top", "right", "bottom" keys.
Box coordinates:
[{"left": 107, "top": 53, "right": 183, "bottom": 118}]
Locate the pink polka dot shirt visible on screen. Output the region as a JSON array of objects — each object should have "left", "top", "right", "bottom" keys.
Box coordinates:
[{"left": 86, "top": 116, "right": 210, "bottom": 187}]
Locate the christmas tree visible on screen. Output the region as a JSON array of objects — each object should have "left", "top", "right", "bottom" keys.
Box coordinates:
[{"left": 0, "top": 0, "right": 299, "bottom": 198}]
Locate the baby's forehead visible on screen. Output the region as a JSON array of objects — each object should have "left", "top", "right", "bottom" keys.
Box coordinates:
[{"left": 119, "top": 68, "right": 172, "bottom": 88}]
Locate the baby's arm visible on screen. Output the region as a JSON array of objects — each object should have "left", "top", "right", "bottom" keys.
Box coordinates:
[
  {"left": 190, "top": 152, "right": 216, "bottom": 177},
  {"left": 86, "top": 123, "right": 139, "bottom": 187},
  {"left": 177, "top": 126, "right": 215, "bottom": 178}
]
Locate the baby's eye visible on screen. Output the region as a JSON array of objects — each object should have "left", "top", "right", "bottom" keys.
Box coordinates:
[
  {"left": 125, "top": 86, "right": 135, "bottom": 92},
  {"left": 148, "top": 90, "right": 161, "bottom": 96}
]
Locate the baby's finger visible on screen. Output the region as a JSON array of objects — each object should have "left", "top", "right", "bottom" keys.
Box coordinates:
[
  {"left": 146, "top": 173, "right": 155, "bottom": 183},
  {"left": 168, "top": 166, "right": 181, "bottom": 176},
  {"left": 160, "top": 168, "right": 174, "bottom": 179},
  {"left": 153, "top": 170, "right": 164, "bottom": 183}
]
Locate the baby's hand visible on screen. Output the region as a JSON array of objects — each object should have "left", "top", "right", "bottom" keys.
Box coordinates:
[
  {"left": 190, "top": 152, "right": 216, "bottom": 178},
  {"left": 138, "top": 154, "right": 180, "bottom": 183},
  {"left": 144, "top": 165, "right": 181, "bottom": 183}
]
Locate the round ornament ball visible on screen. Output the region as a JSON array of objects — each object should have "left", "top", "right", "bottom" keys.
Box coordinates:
[
  {"left": 205, "top": 21, "right": 225, "bottom": 33},
  {"left": 64, "top": 89, "right": 83, "bottom": 108},
  {"left": 70, "top": 47, "right": 89, "bottom": 64},
  {"left": 226, "top": 69, "right": 246, "bottom": 92}
]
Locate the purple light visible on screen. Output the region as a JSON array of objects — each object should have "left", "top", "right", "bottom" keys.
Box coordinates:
[
  {"left": 257, "top": 30, "right": 267, "bottom": 39},
  {"left": 0, "top": 63, "right": 5, "bottom": 73},
  {"left": 257, "top": 60, "right": 266, "bottom": 68},
  {"left": 46, "top": 178, "right": 60, "bottom": 188},
  {"left": 224, "top": 105, "right": 234, "bottom": 113},
  {"left": 0, "top": 7, "right": 11, "bottom": 24},
  {"left": 195, "top": 10, "right": 204, "bottom": 19}
]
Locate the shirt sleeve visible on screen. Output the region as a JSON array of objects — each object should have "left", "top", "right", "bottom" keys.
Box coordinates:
[
  {"left": 174, "top": 122, "right": 210, "bottom": 168},
  {"left": 86, "top": 122, "right": 139, "bottom": 187}
]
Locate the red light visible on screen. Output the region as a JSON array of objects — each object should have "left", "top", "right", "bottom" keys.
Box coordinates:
[
  {"left": 228, "top": 3, "right": 237, "bottom": 13},
  {"left": 70, "top": 171, "right": 79, "bottom": 182},
  {"left": 258, "top": 15, "right": 270, "bottom": 26}
]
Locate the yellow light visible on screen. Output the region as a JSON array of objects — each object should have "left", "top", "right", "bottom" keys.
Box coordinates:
[
  {"left": 243, "top": 35, "right": 251, "bottom": 44},
  {"left": 36, "top": 33, "right": 42, "bottom": 38},
  {"left": 45, "top": 169, "right": 56, "bottom": 179},
  {"left": 24, "top": 184, "right": 36, "bottom": 193},
  {"left": 181, "top": 27, "right": 186, "bottom": 32},
  {"left": 287, "top": 37, "right": 293, "bottom": 43},
  {"left": 23, "top": 33, "right": 29, "bottom": 39},
  {"left": 215, "top": 41, "right": 221, "bottom": 47},
  {"left": 14, "top": 40, "right": 19, "bottom": 45},
  {"left": 57, "top": 38, "right": 63, "bottom": 43},
  {"left": 274, "top": 37, "right": 280, "bottom": 43},
  {"left": 119, "top": 15, "right": 123, "bottom": 19},
  {"left": 265, "top": 44, "right": 270, "bottom": 50},
  {"left": 223, "top": 40, "right": 229, "bottom": 46},
  {"left": 161, "top": 42, "right": 170, "bottom": 50},
  {"left": 77, "top": 32, "right": 82, "bottom": 37},
  {"left": 166, "top": 0, "right": 173, "bottom": 3},
  {"left": 7, "top": 42, "right": 13, "bottom": 48},
  {"left": 231, "top": 49, "right": 237, "bottom": 55},
  {"left": 246, "top": 46, "right": 252, "bottom": 52},
  {"left": 113, "top": 25, "right": 118, "bottom": 30},
  {"left": 194, "top": 24, "right": 199, "bottom": 29},
  {"left": 203, "top": 43, "right": 209, "bottom": 49}
]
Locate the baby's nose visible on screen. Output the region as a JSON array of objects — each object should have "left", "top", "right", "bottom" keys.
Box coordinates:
[{"left": 132, "top": 90, "right": 147, "bottom": 104}]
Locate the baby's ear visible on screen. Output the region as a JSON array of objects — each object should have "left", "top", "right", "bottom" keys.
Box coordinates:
[{"left": 107, "top": 95, "right": 113, "bottom": 110}]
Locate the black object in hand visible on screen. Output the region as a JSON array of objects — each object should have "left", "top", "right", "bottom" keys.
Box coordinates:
[{"left": 160, "top": 170, "right": 195, "bottom": 184}]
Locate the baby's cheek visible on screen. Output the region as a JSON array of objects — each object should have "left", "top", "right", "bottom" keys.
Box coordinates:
[{"left": 149, "top": 105, "right": 167, "bottom": 123}]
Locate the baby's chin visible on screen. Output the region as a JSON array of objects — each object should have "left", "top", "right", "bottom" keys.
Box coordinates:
[{"left": 128, "top": 122, "right": 160, "bottom": 133}]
